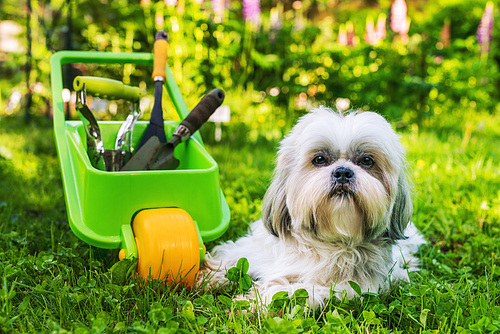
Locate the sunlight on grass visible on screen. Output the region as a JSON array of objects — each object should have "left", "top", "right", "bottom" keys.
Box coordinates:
[
  {"left": 0, "top": 118, "right": 63, "bottom": 213},
  {"left": 0, "top": 111, "right": 500, "bottom": 332}
]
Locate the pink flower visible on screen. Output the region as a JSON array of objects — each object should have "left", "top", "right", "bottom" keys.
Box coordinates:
[
  {"left": 338, "top": 22, "right": 357, "bottom": 46},
  {"left": 212, "top": 0, "right": 225, "bottom": 23},
  {"left": 391, "top": 0, "right": 410, "bottom": 44},
  {"left": 390, "top": 0, "right": 407, "bottom": 33},
  {"left": 346, "top": 21, "right": 357, "bottom": 46},
  {"left": 375, "top": 13, "right": 386, "bottom": 41},
  {"left": 439, "top": 19, "right": 451, "bottom": 48},
  {"left": 155, "top": 12, "right": 164, "bottom": 26},
  {"left": 243, "top": 0, "right": 261, "bottom": 26},
  {"left": 338, "top": 24, "right": 347, "bottom": 46},
  {"left": 164, "top": 0, "right": 177, "bottom": 6},
  {"left": 477, "top": 1, "right": 494, "bottom": 54},
  {"left": 364, "top": 16, "right": 377, "bottom": 45}
]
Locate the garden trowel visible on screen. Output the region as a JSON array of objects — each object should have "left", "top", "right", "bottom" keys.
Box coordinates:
[{"left": 121, "top": 88, "right": 225, "bottom": 171}]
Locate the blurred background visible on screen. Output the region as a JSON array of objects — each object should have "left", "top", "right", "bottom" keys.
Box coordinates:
[{"left": 0, "top": 0, "right": 498, "bottom": 142}]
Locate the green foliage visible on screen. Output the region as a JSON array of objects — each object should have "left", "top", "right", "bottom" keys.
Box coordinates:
[
  {"left": 3, "top": 0, "right": 500, "bottom": 135},
  {"left": 268, "top": 289, "right": 309, "bottom": 312},
  {"left": 225, "top": 258, "right": 252, "bottom": 292},
  {"left": 109, "top": 257, "right": 138, "bottom": 285}
]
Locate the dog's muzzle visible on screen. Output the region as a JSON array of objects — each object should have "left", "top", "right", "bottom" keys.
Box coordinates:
[
  {"left": 333, "top": 167, "right": 354, "bottom": 184},
  {"left": 330, "top": 167, "right": 356, "bottom": 197}
]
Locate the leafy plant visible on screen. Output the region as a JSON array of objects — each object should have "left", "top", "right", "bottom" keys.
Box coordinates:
[
  {"left": 4, "top": 0, "right": 500, "bottom": 136},
  {"left": 225, "top": 257, "right": 252, "bottom": 293},
  {"left": 108, "top": 256, "right": 138, "bottom": 285}
]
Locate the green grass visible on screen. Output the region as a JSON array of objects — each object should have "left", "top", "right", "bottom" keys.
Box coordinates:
[{"left": 0, "top": 112, "right": 499, "bottom": 333}]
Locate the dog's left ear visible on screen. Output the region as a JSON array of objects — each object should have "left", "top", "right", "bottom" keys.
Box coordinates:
[
  {"left": 387, "top": 172, "right": 413, "bottom": 241},
  {"left": 262, "top": 172, "right": 291, "bottom": 238}
]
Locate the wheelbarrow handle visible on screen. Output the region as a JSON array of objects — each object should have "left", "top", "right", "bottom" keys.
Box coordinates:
[{"left": 73, "top": 76, "right": 142, "bottom": 102}]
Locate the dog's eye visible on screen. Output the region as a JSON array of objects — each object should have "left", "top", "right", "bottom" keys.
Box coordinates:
[
  {"left": 359, "top": 156, "right": 374, "bottom": 168},
  {"left": 312, "top": 155, "right": 328, "bottom": 166}
]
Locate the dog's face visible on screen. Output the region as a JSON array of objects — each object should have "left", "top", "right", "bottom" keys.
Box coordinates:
[{"left": 262, "top": 108, "right": 412, "bottom": 244}]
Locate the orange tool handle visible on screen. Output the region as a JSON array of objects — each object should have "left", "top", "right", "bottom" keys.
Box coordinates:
[{"left": 151, "top": 30, "right": 169, "bottom": 81}]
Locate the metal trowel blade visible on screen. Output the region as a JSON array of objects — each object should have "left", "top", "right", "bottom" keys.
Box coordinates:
[
  {"left": 120, "top": 136, "right": 162, "bottom": 171},
  {"left": 148, "top": 143, "right": 180, "bottom": 170}
]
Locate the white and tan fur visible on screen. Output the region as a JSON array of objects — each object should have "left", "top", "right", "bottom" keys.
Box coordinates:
[{"left": 202, "top": 107, "right": 425, "bottom": 308}]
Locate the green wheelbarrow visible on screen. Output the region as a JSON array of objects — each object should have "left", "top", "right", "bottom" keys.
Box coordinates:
[{"left": 50, "top": 51, "right": 230, "bottom": 286}]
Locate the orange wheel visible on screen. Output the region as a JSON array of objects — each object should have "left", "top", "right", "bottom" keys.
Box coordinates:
[{"left": 132, "top": 208, "right": 200, "bottom": 286}]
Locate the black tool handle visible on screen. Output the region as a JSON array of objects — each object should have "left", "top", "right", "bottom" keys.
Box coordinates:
[{"left": 180, "top": 88, "right": 225, "bottom": 135}]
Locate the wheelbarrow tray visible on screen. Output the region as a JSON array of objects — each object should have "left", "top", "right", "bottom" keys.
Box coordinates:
[{"left": 50, "top": 51, "right": 230, "bottom": 257}]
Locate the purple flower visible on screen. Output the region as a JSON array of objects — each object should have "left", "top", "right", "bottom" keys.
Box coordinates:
[
  {"left": 477, "top": 1, "right": 494, "bottom": 54},
  {"left": 346, "top": 21, "right": 357, "bottom": 46},
  {"left": 243, "top": 0, "right": 261, "bottom": 26},
  {"left": 270, "top": 5, "right": 283, "bottom": 31},
  {"left": 212, "top": 0, "right": 225, "bottom": 23}
]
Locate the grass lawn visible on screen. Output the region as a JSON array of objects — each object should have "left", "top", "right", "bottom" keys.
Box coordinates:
[{"left": 0, "top": 111, "right": 499, "bottom": 333}]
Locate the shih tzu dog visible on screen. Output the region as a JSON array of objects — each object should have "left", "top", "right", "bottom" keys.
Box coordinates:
[{"left": 203, "top": 107, "right": 425, "bottom": 307}]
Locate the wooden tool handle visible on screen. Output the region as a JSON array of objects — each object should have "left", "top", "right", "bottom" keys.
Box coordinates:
[{"left": 151, "top": 30, "right": 169, "bottom": 81}]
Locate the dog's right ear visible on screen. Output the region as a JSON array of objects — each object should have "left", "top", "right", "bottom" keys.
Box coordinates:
[
  {"left": 387, "top": 171, "right": 413, "bottom": 241},
  {"left": 262, "top": 173, "right": 291, "bottom": 238}
]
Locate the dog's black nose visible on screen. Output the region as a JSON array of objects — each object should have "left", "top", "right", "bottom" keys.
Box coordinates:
[{"left": 333, "top": 167, "right": 354, "bottom": 184}]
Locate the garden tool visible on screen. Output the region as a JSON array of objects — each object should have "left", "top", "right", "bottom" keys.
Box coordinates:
[
  {"left": 73, "top": 76, "right": 142, "bottom": 171},
  {"left": 75, "top": 84, "right": 106, "bottom": 171},
  {"left": 73, "top": 76, "right": 142, "bottom": 103},
  {"left": 149, "top": 88, "right": 225, "bottom": 170},
  {"left": 120, "top": 136, "right": 162, "bottom": 171},
  {"left": 115, "top": 101, "right": 142, "bottom": 162},
  {"left": 102, "top": 150, "right": 124, "bottom": 172},
  {"left": 74, "top": 88, "right": 129, "bottom": 172},
  {"left": 121, "top": 88, "right": 225, "bottom": 171},
  {"left": 136, "top": 30, "right": 169, "bottom": 150}
]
